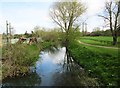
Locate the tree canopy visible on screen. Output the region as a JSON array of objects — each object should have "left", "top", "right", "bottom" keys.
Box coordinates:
[{"left": 50, "top": 1, "right": 86, "bottom": 32}]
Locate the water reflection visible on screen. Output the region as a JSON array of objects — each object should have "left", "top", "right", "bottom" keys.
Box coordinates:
[
  {"left": 43, "top": 46, "right": 60, "bottom": 54},
  {"left": 36, "top": 47, "right": 99, "bottom": 86},
  {"left": 52, "top": 47, "right": 99, "bottom": 86},
  {"left": 35, "top": 47, "right": 65, "bottom": 86},
  {"left": 2, "top": 47, "right": 99, "bottom": 87}
]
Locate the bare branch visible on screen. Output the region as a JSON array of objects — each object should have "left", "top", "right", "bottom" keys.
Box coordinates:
[
  {"left": 74, "top": 25, "right": 80, "bottom": 32},
  {"left": 50, "top": 13, "right": 65, "bottom": 31},
  {"left": 98, "top": 15, "right": 110, "bottom": 21},
  {"left": 50, "top": 1, "right": 86, "bottom": 33}
]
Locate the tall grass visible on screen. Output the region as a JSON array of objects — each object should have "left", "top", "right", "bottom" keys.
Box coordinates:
[{"left": 2, "top": 44, "right": 40, "bottom": 78}]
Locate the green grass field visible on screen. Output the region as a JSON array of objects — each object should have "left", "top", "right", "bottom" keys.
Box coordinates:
[
  {"left": 80, "top": 36, "right": 120, "bottom": 47},
  {"left": 68, "top": 40, "right": 119, "bottom": 87},
  {"left": 80, "top": 44, "right": 118, "bottom": 57},
  {"left": 81, "top": 36, "right": 120, "bottom": 41}
]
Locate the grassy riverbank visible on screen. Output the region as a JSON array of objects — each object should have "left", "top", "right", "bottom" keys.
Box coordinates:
[
  {"left": 68, "top": 40, "right": 119, "bottom": 87},
  {"left": 2, "top": 41, "right": 55, "bottom": 80},
  {"left": 2, "top": 44, "right": 40, "bottom": 79},
  {"left": 2, "top": 30, "right": 62, "bottom": 80}
]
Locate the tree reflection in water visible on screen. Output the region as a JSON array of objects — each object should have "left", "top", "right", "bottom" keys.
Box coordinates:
[
  {"left": 63, "top": 47, "right": 81, "bottom": 72},
  {"left": 53, "top": 47, "right": 100, "bottom": 86}
]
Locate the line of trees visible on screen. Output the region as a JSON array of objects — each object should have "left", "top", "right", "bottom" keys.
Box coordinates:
[{"left": 86, "top": 30, "right": 120, "bottom": 36}]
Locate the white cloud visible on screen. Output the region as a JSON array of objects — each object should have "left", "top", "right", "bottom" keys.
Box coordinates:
[
  {"left": 84, "top": 0, "right": 105, "bottom": 16},
  {"left": 80, "top": 0, "right": 106, "bottom": 32}
]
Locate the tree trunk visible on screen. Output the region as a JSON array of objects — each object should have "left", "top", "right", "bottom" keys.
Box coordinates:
[
  {"left": 64, "top": 31, "right": 69, "bottom": 47},
  {"left": 113, "top": 36, "right": 117, "bottom": 45}
]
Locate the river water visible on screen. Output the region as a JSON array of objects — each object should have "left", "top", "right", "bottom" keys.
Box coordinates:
[{"left": 2, "top": 47, "right": 99, "bottom": 87}]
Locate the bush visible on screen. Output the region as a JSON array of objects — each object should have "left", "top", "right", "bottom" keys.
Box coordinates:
[{"left": 2, "top": 44, "right": 40, "bottom": 78}]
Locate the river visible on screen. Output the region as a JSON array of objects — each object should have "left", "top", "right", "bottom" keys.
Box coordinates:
[{"left": 2, "top": 47, "right": 99, "bottom": 87}]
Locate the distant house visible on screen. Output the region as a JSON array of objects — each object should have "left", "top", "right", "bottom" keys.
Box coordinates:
[{"left": 85, "top": 32, "right": 91, "bottom": 36}]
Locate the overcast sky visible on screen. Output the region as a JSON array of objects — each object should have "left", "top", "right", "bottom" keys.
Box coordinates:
[{"left": 0, "top": 0, "right": 107, "bottom": 34}]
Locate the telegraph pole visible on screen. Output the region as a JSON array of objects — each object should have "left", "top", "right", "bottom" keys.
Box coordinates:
[
  {"left": 9, "top": 23, "right": 14, "bottom": 46},
  {"left": 81, "top": 17, "right": 89, "bottom": 36},
  {"left": 85, "top": 23, "right": 87, "bottom": 34},
  {"left": 6, "top": 20, "right": 9, "bottom": 46},
  {"left": 9, "top": 23, "right": 11, "bottom": 45},
  {"left": 82, "top": 22, "right": 84, "bottom": 36}
]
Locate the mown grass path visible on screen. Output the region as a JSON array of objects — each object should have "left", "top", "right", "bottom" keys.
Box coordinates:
[{"left": 78, "top": 40, "right": 120, "bottom": 50}]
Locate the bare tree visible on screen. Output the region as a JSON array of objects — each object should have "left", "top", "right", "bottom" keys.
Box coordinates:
[
  {"left": 98, "top": 1, "right": 120, "bottom": 45},
  {"left": 50, "top": 1, "right": 85, "bottom": 40}
]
